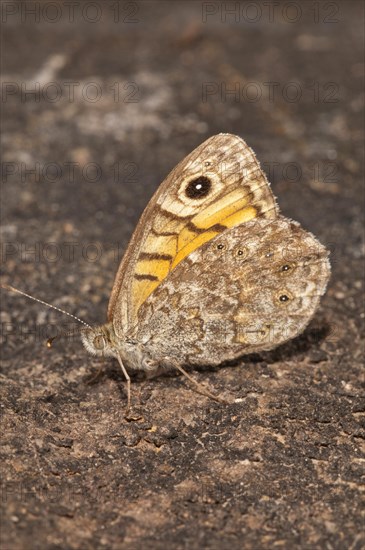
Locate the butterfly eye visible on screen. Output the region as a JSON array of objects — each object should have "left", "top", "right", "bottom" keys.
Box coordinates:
[
  {"left": 185, "top": 176, "right": 212, "bottom": 199},
  {"left": 93, "top": 335, "right": 106, "bottom": 350}
]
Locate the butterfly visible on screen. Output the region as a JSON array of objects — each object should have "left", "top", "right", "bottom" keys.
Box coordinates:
[
  {"left": 4, "top": 134, "right": 331, "bottom": 413},
  {"left": 78, "top": 133, "right": 330, "bottom": 411}
]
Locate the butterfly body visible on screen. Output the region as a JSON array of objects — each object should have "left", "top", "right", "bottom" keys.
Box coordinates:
[{"left": 81, "top": 134, "right": 330, "bottom": 387}]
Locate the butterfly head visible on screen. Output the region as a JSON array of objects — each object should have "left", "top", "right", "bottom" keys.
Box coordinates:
[
  {"left": 80, "top": 323, "right": 145, "bottom": 371},
  {"left": 81, "top": 323, "right": 119, "bottom": 358}
]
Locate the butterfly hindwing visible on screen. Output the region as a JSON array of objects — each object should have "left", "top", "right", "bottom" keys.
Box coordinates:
[{"left": 131, "top": 218, "right": 330, "bottom": 363}]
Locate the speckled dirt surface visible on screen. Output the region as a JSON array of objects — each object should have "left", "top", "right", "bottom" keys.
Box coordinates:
[{"left": 1, "top": 1, "right": 364, "bottom": 549}]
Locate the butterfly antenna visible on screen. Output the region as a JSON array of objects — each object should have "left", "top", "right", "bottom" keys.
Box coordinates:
[
  {"left": 46, "top": 328, "right": 87, "bottom": 349},
  {"left": 1, "top": 283, "right": 92, "bottom": 347}
]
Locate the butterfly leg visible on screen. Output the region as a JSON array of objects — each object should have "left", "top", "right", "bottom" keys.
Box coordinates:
[
  {"left": 142, "top": 357, "right": 170, "bottom": 379},
  {"left": 116, "top": 353, "right": 131, "bottom": 414},
  {"left": 84, "top": 363, "right": 104, "bottom": 385},
  {"left": 165, "top": 358, "right": 230, "bottom": 405}
]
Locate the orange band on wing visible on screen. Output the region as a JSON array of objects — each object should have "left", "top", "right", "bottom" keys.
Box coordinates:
[
  {"left": 171, "top": 229, "right": 221, "bottom": 269},
  {"left": 192, "top": 189, "right": 249, "bottom": 228},
  {"left": 171, "top": 205, "right": 257, "bottom": 269},
  {"left": 130, "top": 179, "right": 262, "bottom": 319}
]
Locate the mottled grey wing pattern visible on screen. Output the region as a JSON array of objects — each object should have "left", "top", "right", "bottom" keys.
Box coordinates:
[{"left": 131, "top": 217, "right": 330, "bottom": 366}]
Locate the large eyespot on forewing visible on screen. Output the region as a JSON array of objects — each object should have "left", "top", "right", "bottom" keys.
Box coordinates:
[{"left": 184, "top": 176, "right": 212, "bottom": 199}]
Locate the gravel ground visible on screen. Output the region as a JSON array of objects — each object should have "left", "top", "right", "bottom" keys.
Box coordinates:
[{"left": 1, "top": 1, "right": 364, "bottom": 549}]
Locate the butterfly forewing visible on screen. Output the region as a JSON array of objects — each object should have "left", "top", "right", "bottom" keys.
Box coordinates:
[{"left": 109, "top": 134, "right": 279, "bottom": 335}]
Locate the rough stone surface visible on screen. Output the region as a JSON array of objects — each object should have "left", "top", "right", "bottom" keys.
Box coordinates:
[{"left": 1, "top": 2, "right": 364, "bottom": 549}]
